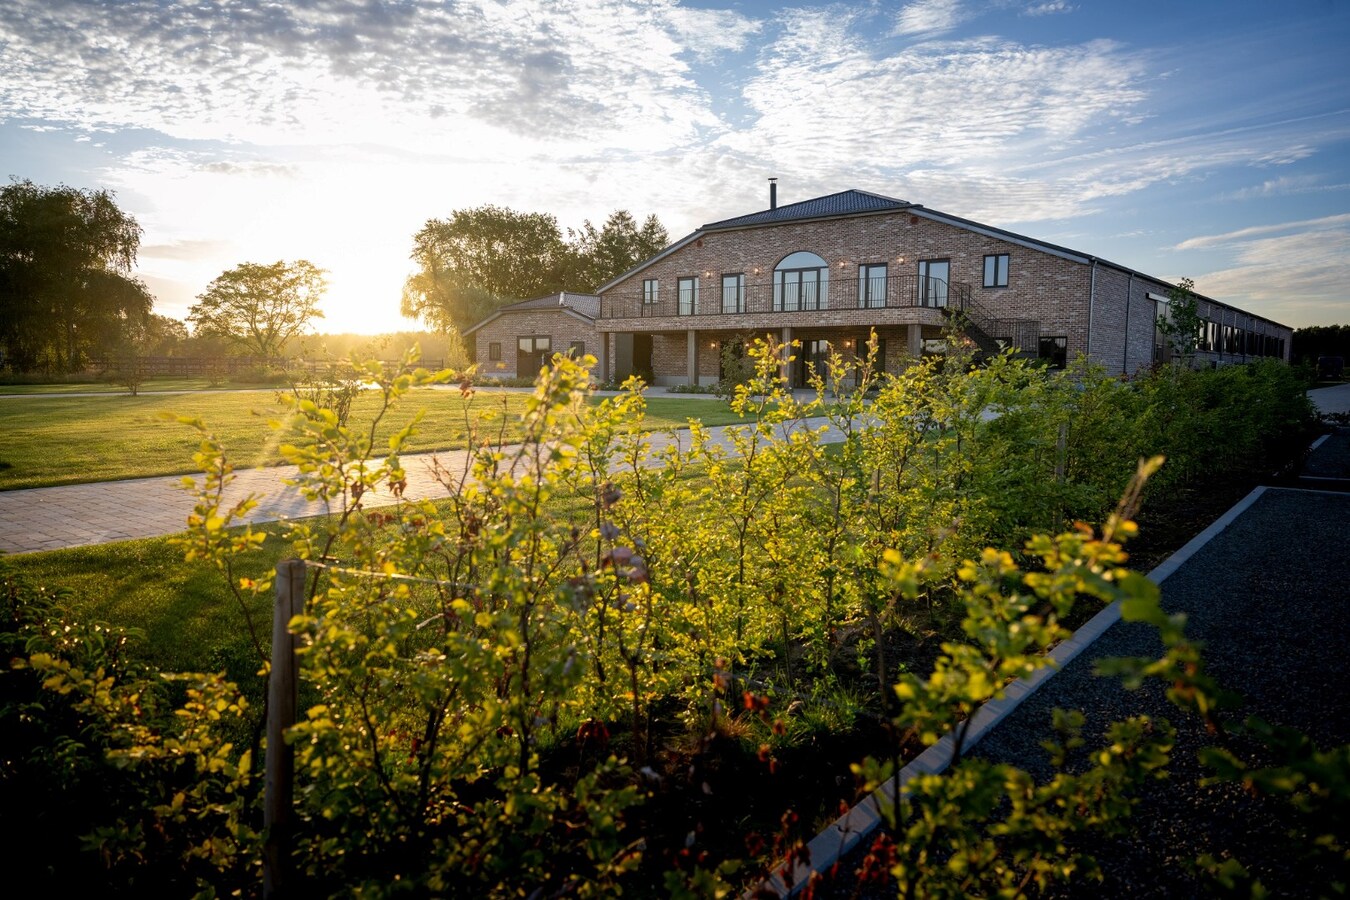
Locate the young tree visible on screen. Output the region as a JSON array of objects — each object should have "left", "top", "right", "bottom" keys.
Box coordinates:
[
  {"left": 1157, "top": 277, "right": 1203, "bottom": 365},
  {"left": 189, "top": 260, "right": 326, "bottom": 359},
  {"left": 401, "top": 206, "right": 570, "bottom": 336},
  {"left": 0, "top": 179, "right": 152, "bottom": 372}
]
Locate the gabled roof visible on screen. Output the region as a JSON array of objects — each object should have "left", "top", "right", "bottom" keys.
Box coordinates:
[
  {"left": 703, "top": 189, "right": 911, "bottom": 231},
  {"left": 462, "top": 292, "right": 599, "bottom": 336}
]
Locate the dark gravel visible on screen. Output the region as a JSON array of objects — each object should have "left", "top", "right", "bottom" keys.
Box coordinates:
[
  {"left": 816, "top": 487, "right": 1350, "bottom": 897},
  {"left": 1304, "top": 427, "right": 1350, "bottom": 479}
]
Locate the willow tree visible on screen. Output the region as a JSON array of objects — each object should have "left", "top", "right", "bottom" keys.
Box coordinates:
[{"left": 0, "top": 179, "right": 152, "bottom": 372}]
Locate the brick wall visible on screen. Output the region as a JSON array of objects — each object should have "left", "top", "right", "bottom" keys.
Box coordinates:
[
  {"left": 600, "top": 210, "right": 1092, "bottom": 368},
  {"left": 598, "top": 207, "right": 1292, "bottom": 383},
  {"left": 472, "top": 310, "right": 600, "bottom": 378}
]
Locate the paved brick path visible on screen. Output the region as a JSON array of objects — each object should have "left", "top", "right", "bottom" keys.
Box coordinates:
[{"left": 0, "top": 418, "right": 842, "bottom": 555}]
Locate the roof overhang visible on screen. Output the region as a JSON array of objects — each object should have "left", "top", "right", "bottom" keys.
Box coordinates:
[{"left": 463, "top": 306, "right": 596, "bottom": 337}]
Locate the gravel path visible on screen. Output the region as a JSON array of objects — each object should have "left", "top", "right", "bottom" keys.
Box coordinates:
[
  {"left": 969, "top": 487, "right": 1350, "bottom": 896},
  {"left": 1304, "top": 428, "right": 1350, "bottom": 479},
  {"left": 812, "top": 486, "right": 1350, "bottom": 898}
]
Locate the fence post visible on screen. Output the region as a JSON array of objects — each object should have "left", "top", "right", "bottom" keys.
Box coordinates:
[{"left": 264, "top": 559, "right": 306, "bottom": 899}]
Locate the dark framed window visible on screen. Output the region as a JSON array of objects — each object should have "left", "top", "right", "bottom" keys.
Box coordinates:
[
  {"left": 488, "top": 342, "right": 501, "bottom": 361},
  {"left": 773, "top": 251, "right": 829, "bottom": 311},
  {"left": 859, "top": 263, "right": 887, "bottom": 308},
  {"left": 721, "top": 273, "right": 745, "bottom": 313},
  {"left": 569, "top": 340, "right": 585, "bottom": 357},
  {"left": 918, "top": 259, "right": 950, "bottom": 308},
  {"left": 677, "top": 276, "right": 699, "bottom": 316},
  {"left": 1039, "top": 335, "right": 1068, "bottom": 369},
  {"left": 642, "top": 278, "right": 658, "bottom": 304},
  {"left": 518, "top": 336, "right": 551, "bottom": 354},
  {"left": 983, "top": 253, "right": 1009, "bottom": 288}
]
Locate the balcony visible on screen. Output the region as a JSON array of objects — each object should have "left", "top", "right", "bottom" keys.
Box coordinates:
[{"left": 599, "top": 274, "right": 972, "bottom": 321}]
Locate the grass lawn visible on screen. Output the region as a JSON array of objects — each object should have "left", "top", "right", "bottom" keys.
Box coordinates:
[
  {"left": 0, "top": 378, "right": 250, "bottom": 395},
  {"left": 5, "top": 528, "right": 289, "bottom": 690},
  {"left": 0, "top": 389, "right": 746, "bottom": 490}
]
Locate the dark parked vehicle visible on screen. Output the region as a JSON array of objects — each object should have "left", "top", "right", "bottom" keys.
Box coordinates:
[{"left": 1317, "top": 356, "right": 1345, "bottom": 380}]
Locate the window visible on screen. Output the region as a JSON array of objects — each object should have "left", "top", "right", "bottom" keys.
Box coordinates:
[
  {"left": 918, "top": 259, "right": 950, "bottom": 308},
  {"left": 1038, "top": 335, "right": 1068, "bottom": 369},
  {"left": 859, "top": 263, "right": 887, "bottom": 308},
  {"left": 518, "top": 336, "right": 551, "bottom": 354},
  {"left": 569, "top": 340, "right": 585, "bottom": 357},
  {"left": 677, "top": 276, "right": 699, "bottom": 315},
  {"left": 488, "top": 342, "right": 501, "bottom": 361},
  {"left": 773, "top": 251, "right": 829, "bottom": 311},
  {"left": 983, "top": 254, "right": 1009, "bottom": 288},
  {"left": 643, "top": 278, "right": 658, "bottom": 304},
  {"left": 721, "top": 273, "right": 745, "bottom": 313}
]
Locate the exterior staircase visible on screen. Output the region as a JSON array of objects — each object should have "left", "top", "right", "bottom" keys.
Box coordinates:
[{"left": 950, "top": 287, "right": 1039, "bottom": 361}]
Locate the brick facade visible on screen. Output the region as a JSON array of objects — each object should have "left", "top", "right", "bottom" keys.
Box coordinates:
[
  {"left": 476, "top": 193, "right": 1292, "bottom": 386},
  {"left": 471, "top": 309, "right": 599, "bottom": 379}
]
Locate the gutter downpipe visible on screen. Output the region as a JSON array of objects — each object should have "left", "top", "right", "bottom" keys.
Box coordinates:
[
  {"left": 1087, "top": 259, "right": 1097, "bottom": 363},
  {"left": 1123, "top": 271, "right": 1133, "bottom": 375}
]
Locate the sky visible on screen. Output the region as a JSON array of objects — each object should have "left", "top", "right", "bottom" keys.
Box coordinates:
[{"left": 1, "top": 0, "right": 1348, "bottom": 334}]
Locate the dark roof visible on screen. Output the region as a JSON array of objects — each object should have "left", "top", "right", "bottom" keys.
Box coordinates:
[
  {"left": 494, "top": 292, "right": 600, "bottom": 318},
  {"left": 703, "top": 189, "right": 911, "bottom": 230},
  {"left": 462, "top": 292, "right": 599, "bottom": 336}
]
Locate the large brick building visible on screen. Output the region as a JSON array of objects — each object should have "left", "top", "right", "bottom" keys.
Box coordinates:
[{"left": 471, "top": 187, "right": 1291, "bottom": 385}]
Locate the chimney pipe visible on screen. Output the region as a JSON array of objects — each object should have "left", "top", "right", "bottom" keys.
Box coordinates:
[{"left": 769, "top": 177, "right": 778, "bottom": 210}]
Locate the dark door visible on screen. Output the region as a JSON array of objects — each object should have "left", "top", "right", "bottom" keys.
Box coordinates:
[
  {"left": 797, "top": 339, "right": 831, "bottom": 387},
  {"left": 632, "top": 334, "right": 653, "bottom": 382},
  {"left": 516, "top": 335, "right": 552, "bottom": 377}
]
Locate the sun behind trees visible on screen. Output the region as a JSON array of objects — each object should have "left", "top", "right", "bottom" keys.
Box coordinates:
[{"left": 401, "top": 206, "right": 667, "bottom": 338}]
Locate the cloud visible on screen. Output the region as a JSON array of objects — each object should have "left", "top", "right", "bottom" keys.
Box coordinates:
[
  {"left": 728, "top": 19, "right": 1151, "bottom": 220},
  {"left": 1222, "top": 174, "right": 1322, "bottom": 200},
  {"left": 140, "top": 239, "right": 235, "bottom": 261},
  {"left": 1023, "top": 2, "right": 1076, "bottom": 16},
  {"left": 0, "top": 0, "right": 756, "bottom": 152},
  {"left": 1175, "top": 213, "right": 1350, "bottom": 250},
  {"left": 1192, "top": 225, "right": 1350, "bottom": 325},
  {"left": 894, "top": 0, "right": 970, "bottom": 38}
]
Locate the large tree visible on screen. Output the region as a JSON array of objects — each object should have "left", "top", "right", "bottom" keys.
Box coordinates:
[
  {"left": 401, "top": 206, "right": 669, "bottom": 337},
  {"left": 0, "top": 179, "right": 153, "bottom": 372},
  {"left": 567, "top": 210, "right": 669, "bottom": 291},
  {"left": 188, "top": 260, "right": 326, "bottom": 359},
  {"left": 401, "top": 206, "right": 571, "bottom": 337}
]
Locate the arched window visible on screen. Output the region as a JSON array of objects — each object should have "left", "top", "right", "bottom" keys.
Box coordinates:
[{"left": 774, "top": 251, "right": 829, "bottom": 311}]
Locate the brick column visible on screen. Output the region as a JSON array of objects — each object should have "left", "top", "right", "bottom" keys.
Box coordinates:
[
  {"left": 595, "top": 332, "right": 609, "bottom": 384},
  {"left": 780, "top": 326, "right": 793, "bottom": 386},
  {"left": 907, "top": 323, "right": 922, "bottom": 359},
  {"left": 686, "top": 329, "right": 698, "bottom": 387}
]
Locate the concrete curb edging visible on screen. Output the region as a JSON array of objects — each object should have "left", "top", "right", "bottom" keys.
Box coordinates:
[{"left": 756, "top": 485, "right": 1271, "bottom": 897}]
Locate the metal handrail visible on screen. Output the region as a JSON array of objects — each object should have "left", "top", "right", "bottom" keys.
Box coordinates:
[{"left": 599, "top": 273, "right": 968, "bottom": 320}]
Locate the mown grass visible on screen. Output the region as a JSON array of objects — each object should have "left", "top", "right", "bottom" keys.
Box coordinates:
[
  {"left": 5, "top": 528, "right": 289, "bottom": 690},
  {"left": 0, "top": 378, "right": 247, "bottom": 395},
  {"left": 0, "top": 389, "right": 743, "bottom": 490}
]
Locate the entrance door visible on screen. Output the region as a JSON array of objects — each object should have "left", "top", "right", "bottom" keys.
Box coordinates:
[
  {"left": 797, "top": 339, "right": 831, "bottom": 387},
  {"left": 632, "top": 334, "right": 653, "bottom": 382},
  {"left": 918, "top": 259, "right": 950, "bottom": 308},
  {"left": 517, "top": 335, "right": 551, "bottom": 376}
]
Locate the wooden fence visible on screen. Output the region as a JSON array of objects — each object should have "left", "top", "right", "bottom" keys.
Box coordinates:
[{"left": 88, "top": 356, "right": 447, "bottom": 378}]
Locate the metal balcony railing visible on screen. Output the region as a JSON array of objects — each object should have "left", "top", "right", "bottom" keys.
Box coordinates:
[{"left": 599, "top": 274, "right": 973, "bottom": 320}]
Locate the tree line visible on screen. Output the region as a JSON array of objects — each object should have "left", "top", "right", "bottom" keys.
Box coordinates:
[
  {"left": 2, "top": 177, "right": 668, "bottom": 374},
  {"left": 399, "top": 206, "right": 668, "bottom": 337}
]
